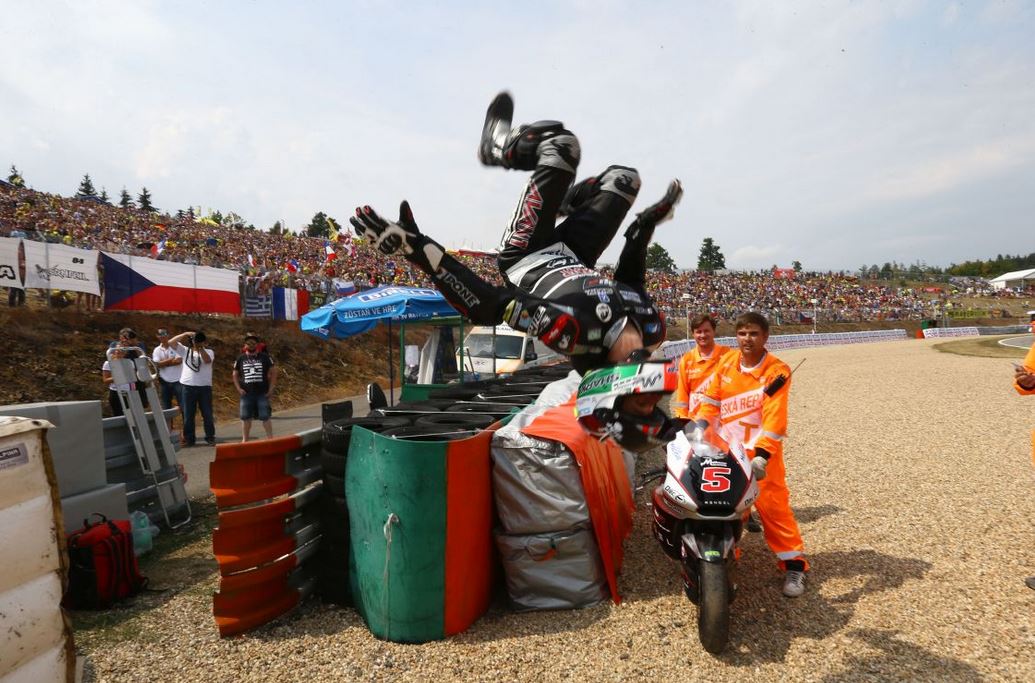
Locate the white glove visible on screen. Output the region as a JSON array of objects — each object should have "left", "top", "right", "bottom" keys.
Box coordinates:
[{"left": 750, "top": 456, "right": 768, "bottom": 481}]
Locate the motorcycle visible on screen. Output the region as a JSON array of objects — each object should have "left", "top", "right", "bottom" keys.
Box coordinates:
[{"left": 643, "top": 425, "right": 758, "bottom": 654}]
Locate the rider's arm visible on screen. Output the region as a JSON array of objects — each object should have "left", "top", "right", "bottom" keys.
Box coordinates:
[{"left": 350, "top": 202, "right": 513, "bottom": 325}]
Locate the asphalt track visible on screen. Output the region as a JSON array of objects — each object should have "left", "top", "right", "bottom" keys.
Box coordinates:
[{"left": 998, "top": 333, "right": 1034, "bottom": 350}]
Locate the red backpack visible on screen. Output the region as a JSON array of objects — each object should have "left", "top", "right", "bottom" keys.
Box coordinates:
[{"left": 64, "top": 514, "right": 148, "bottom": 609}]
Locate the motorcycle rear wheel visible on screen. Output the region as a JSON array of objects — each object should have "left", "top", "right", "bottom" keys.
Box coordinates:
[{"left": 697, "top": 561, "right": 730, "bottom": 654}]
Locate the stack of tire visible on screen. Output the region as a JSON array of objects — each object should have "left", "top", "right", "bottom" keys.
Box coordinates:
[{"left": 317, "top": 415, "right": 408, "bottom": 605}]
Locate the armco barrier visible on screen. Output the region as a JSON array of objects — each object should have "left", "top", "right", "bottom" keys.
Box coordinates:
[
  {"left": 210, "top": 431, "right": 323, "bottom": 637},
  {"left": 656, "top": 329, "right": 909, "bottom": 360},
  {"left": 977, "top": 325, "right": 1030, "bottom": 335},
  {"left": 0, "top": 417, "right": 75, "bottom": 683},
  {"left": 922, "top": 327, "right": 980, "bottom": 339}
]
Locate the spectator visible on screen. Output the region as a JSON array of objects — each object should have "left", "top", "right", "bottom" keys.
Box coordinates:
[
  {"left": 152, "top": 327, "right": 185, "bottom": 430},
  {"left": 101, "top": 327, "right": 143, "bottom": 416},
  {"left": 171, "top": 330, "right": 215, "bottom": 447},
  {"left": 232, "top": 332, "right": 277, "bottom": 442}
]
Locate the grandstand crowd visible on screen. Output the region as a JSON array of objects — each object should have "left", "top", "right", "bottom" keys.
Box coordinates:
[{"left": 1, "top": 181, "right": 1029, "bottom": 324}]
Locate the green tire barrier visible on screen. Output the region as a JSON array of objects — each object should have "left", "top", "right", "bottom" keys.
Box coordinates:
[{"left": 346, "top": 425, "right": 495, "bottom": 643}]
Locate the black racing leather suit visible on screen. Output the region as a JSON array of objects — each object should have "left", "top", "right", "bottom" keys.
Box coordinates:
[{"left": 387, "top": 124, "right": 668, "bottom": 374}]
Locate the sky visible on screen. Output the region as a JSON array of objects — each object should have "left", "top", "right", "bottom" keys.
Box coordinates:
[{"left": 1, "top": 0, "right": 1033, "bottom": 271}]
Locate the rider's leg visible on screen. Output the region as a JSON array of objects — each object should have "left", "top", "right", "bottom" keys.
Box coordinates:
[
  {"left": 613, "top": 179, "right": 683, "bottom": 289},
  {"left": 495, "top": 125, "right": 581, "bottom": 276},
  {"left": 554, "top": 165, "right": 641, "bottom": 268},
  {"left": 480, "top": 94, "right": 582, "bottom": 276}
]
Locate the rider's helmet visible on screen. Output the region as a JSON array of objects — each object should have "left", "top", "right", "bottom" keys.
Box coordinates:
[{"left": 574, "top": 354, "right": 679, "bottom": 454}]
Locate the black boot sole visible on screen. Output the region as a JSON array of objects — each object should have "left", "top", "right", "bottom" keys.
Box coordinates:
[{"left": 478, "top": 91, "right": 514, "bottom": 166}]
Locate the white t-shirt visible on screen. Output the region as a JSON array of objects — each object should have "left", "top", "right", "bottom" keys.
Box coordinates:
[
  {"left": 152, "top": 343, "right": 186, "bottom": 383},
  {"left": 179, "top": 348, "right": 215, "bottom": 387}
]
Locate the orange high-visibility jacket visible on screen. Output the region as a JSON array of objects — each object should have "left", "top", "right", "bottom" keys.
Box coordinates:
[
  {"left": 1016, "top": 343, "right": 1035, "bottom": 396},
  {"left": 671, "top": 344, "right": 733, "bottom": 419},
  {"left": 697, "top": 350, "right": 791, "bottom": 458}
]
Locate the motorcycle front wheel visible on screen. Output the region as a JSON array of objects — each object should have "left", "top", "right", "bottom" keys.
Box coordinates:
[{"left": 697, "top": 560, "right": 730, "bottom": 654}]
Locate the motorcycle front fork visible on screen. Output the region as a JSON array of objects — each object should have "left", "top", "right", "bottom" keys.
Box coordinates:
[{"left": 680, "top": 546, "right": 739, "bottom": 605}]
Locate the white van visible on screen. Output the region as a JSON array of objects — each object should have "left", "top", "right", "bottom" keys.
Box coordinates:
[{"left": 457, "top": 325, "right": 560, "bottom": 376}]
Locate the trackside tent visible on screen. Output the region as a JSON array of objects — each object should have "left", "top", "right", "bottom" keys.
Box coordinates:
[{"left": 300, "top": 285, "right": 458, "bottom": 340}]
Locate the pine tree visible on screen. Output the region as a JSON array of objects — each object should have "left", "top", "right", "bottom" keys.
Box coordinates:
[
  {"left": 697, "top": 237, "right": 726, "bottom": 272},
  {"left": 99, "top": 188, "right": 110, "bottom": 203},
  {"left": 306, "top": 212, "right": 330, "bottom": 238},
  {"left": 119, "top": 188, "right": 134, "bottom": 209},
  {"left": 7, "top": 165, "right": 25, "bottom": 187},
  {"left": 138, "top": 187, "right": 155, "bottom": 212},
  {"left": 77, "top": 174, "right": 97, "bottom": 198},
  {"left": 645, "top": 243, "right": 677, "bottom": 273}
]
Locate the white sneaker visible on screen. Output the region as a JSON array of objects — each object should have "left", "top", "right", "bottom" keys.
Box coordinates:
[{"left": 783, "top": 569, "right": 806, "bottom": 598}]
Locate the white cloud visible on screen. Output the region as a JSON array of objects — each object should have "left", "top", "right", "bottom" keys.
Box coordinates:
[{"left": 730, "top": 244, "right": 788, "bottom": 269}]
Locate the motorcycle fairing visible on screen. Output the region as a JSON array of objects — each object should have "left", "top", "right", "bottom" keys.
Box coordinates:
[{"left": 663, "top": 431, "right": 758, "bottom": 519}]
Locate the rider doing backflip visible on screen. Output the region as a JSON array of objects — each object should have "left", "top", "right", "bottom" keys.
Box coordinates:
[{"left": 350, "top": 91, "right": 683, "bottom": 375}]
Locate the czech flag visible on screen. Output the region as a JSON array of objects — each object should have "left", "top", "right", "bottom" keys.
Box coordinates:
[
  {"left": 286, "top": 258, "right": 300, "bottom": 273},
  {"left": 150, "top": 239, "right": 166, "bottom": 258},
  {"left": 324, "top": 241, "right": 336, "bottom": 263},
  {"left": 101, "top": 253, "right": 240, "bottom": 314}
]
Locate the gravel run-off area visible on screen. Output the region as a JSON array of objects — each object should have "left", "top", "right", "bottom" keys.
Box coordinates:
[{"left": 75, "top": 339, "right": 1035, "bottom": 682}]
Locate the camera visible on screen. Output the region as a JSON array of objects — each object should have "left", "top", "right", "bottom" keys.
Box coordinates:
[{"left": 185, "top": 331, "right": 207, "bottom": 347}]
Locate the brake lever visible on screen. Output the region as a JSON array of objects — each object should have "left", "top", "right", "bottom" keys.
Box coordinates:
[{"left": 635, "top": 467, "right": 666, "bottom": 493}]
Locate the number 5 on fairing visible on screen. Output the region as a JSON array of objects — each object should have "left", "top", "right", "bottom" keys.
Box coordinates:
[{"left": 701, "top": 466, "right": 732, "bottom": 493}]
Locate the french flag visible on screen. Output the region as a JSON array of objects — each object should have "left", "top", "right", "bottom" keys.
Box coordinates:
[
  {"left": 101, "top": 253, "right": 240, "bottom": 315},
  {"left": 285, "top": 258, "right": 300, "bottom": 273},
  {"left": 324, "top": 241, "right": 336, "bottom": 263},
  {"left": 150, "top": 239, "right": 166, "bottom": 258}
]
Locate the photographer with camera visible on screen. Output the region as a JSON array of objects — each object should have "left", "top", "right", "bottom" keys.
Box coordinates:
[
  {"left": 233, "top": 332, "right": 277, "bottom": 443},
  {"left": 169, "top": 330, "right": 216, "bottom": 447}
]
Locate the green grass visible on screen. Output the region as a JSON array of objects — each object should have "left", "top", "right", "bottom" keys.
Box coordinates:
[{"left": 933, "top": 336, "right": 1028, "bottom": 359}]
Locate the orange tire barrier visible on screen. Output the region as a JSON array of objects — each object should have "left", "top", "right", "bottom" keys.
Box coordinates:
[{"left": 210, "top": 429, "right": 323, "bottom": 637}]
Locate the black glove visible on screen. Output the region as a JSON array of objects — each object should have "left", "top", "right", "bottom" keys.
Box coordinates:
[
  {"left": 349, "top": 201, "right": 422, "bottom": 256},
  {"left": 636, "top": 179, "right": 683, "bottom": 226}
]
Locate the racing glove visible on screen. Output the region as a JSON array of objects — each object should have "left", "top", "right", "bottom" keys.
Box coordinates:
[
  {"left": 750, "top": 447, "right": 771, "bottom": 481},
  {"left": 350, "top": 201, "right": 422, "bottom": 256}
]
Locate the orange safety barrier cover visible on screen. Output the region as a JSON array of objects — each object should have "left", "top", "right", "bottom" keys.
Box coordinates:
[
  {"left": 209, "top": 435, "right": 304, "bottom": 507},
  {"left": 522, "top": 399, "right": 634, "bottom": 604},
  {"left": 443, "top": 426, "right": 498, "bottom": 635},
  {"left": 210, "top": 435, "right": 320, "bottom": 637}
]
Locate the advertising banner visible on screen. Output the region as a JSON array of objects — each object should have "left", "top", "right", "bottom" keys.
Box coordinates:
[
  {"left": 0, "top": 237, "right": 22, "bottom": 289},
  {"left": 22, "top": 241, "right": 99, "bottom": 295}
]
